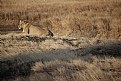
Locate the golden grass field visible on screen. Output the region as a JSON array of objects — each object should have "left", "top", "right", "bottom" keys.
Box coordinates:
[{"left": 0, "top": 0, "right": 121, "bottom": 81}]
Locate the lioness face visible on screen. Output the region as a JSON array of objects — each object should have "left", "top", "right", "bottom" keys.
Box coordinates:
[
  {"left": 18, "top": 20, "right": 28, "bottom": 32},
  {"left": 18, "top": 20, "right": 27, "bottom": 29}
]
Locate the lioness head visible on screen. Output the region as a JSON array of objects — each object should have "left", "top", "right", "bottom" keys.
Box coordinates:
[
  {"left": 18, "top": 20, "right": 28, "bottom": 29},
  {"left": 18, "top": 20, "right": 29, "bottom": 32}
]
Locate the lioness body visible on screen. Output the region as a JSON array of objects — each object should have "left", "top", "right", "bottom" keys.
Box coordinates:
[{"left": 18, "top": 20, "right": 53, "bottom": 37}]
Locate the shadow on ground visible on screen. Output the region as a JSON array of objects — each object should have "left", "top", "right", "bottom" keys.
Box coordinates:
[
  {"left": 0, "top": 48, "right": 76, "bottom": 81},
  {"left": 74, "top": 40, "right": 121, "bottom": 57},
  {"left": 0, "top": 40, "right": 121, "bottom": 80},
  {"left": 0, "top": 59, "right": 34, "bottom": 81}
]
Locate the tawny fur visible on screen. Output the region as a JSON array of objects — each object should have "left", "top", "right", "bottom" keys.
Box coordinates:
[{"left": 18, "top": 20, "right": 53, "bottom": 37}]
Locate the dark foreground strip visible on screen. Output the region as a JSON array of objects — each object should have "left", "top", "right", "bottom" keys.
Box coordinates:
[{"left": 0, "top": 59, "right": 35, "bottom": 81}]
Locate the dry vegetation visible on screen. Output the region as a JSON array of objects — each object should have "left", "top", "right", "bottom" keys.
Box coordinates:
[
  {"left": 0, "top": 0, "right": 121, "bottom": 81},
  {"left": 0, "top": 34, "right": 121, "bottom": 81},
  {"left": 0, "top": 0, "right": 121, "bottom": 38}
]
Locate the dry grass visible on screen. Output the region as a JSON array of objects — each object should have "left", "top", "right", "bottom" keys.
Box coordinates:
[
  {"left": 0, "top": 0, "right": 121, "bottom": 38},
  {"left": 0, "top": 34, "right": 121, "bottom": 81},
  {"left": 0, "top": 0, "right": 121, "bottom": 81}
]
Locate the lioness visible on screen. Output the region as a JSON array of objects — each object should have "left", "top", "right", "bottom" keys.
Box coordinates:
[{"left": 18, "top": 20, "right": 53, "bottom": 37}]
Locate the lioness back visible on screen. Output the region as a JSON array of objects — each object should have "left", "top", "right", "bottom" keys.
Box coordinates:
[{"left": 29, "top": 25, "right": 48, "bottom": 36}]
